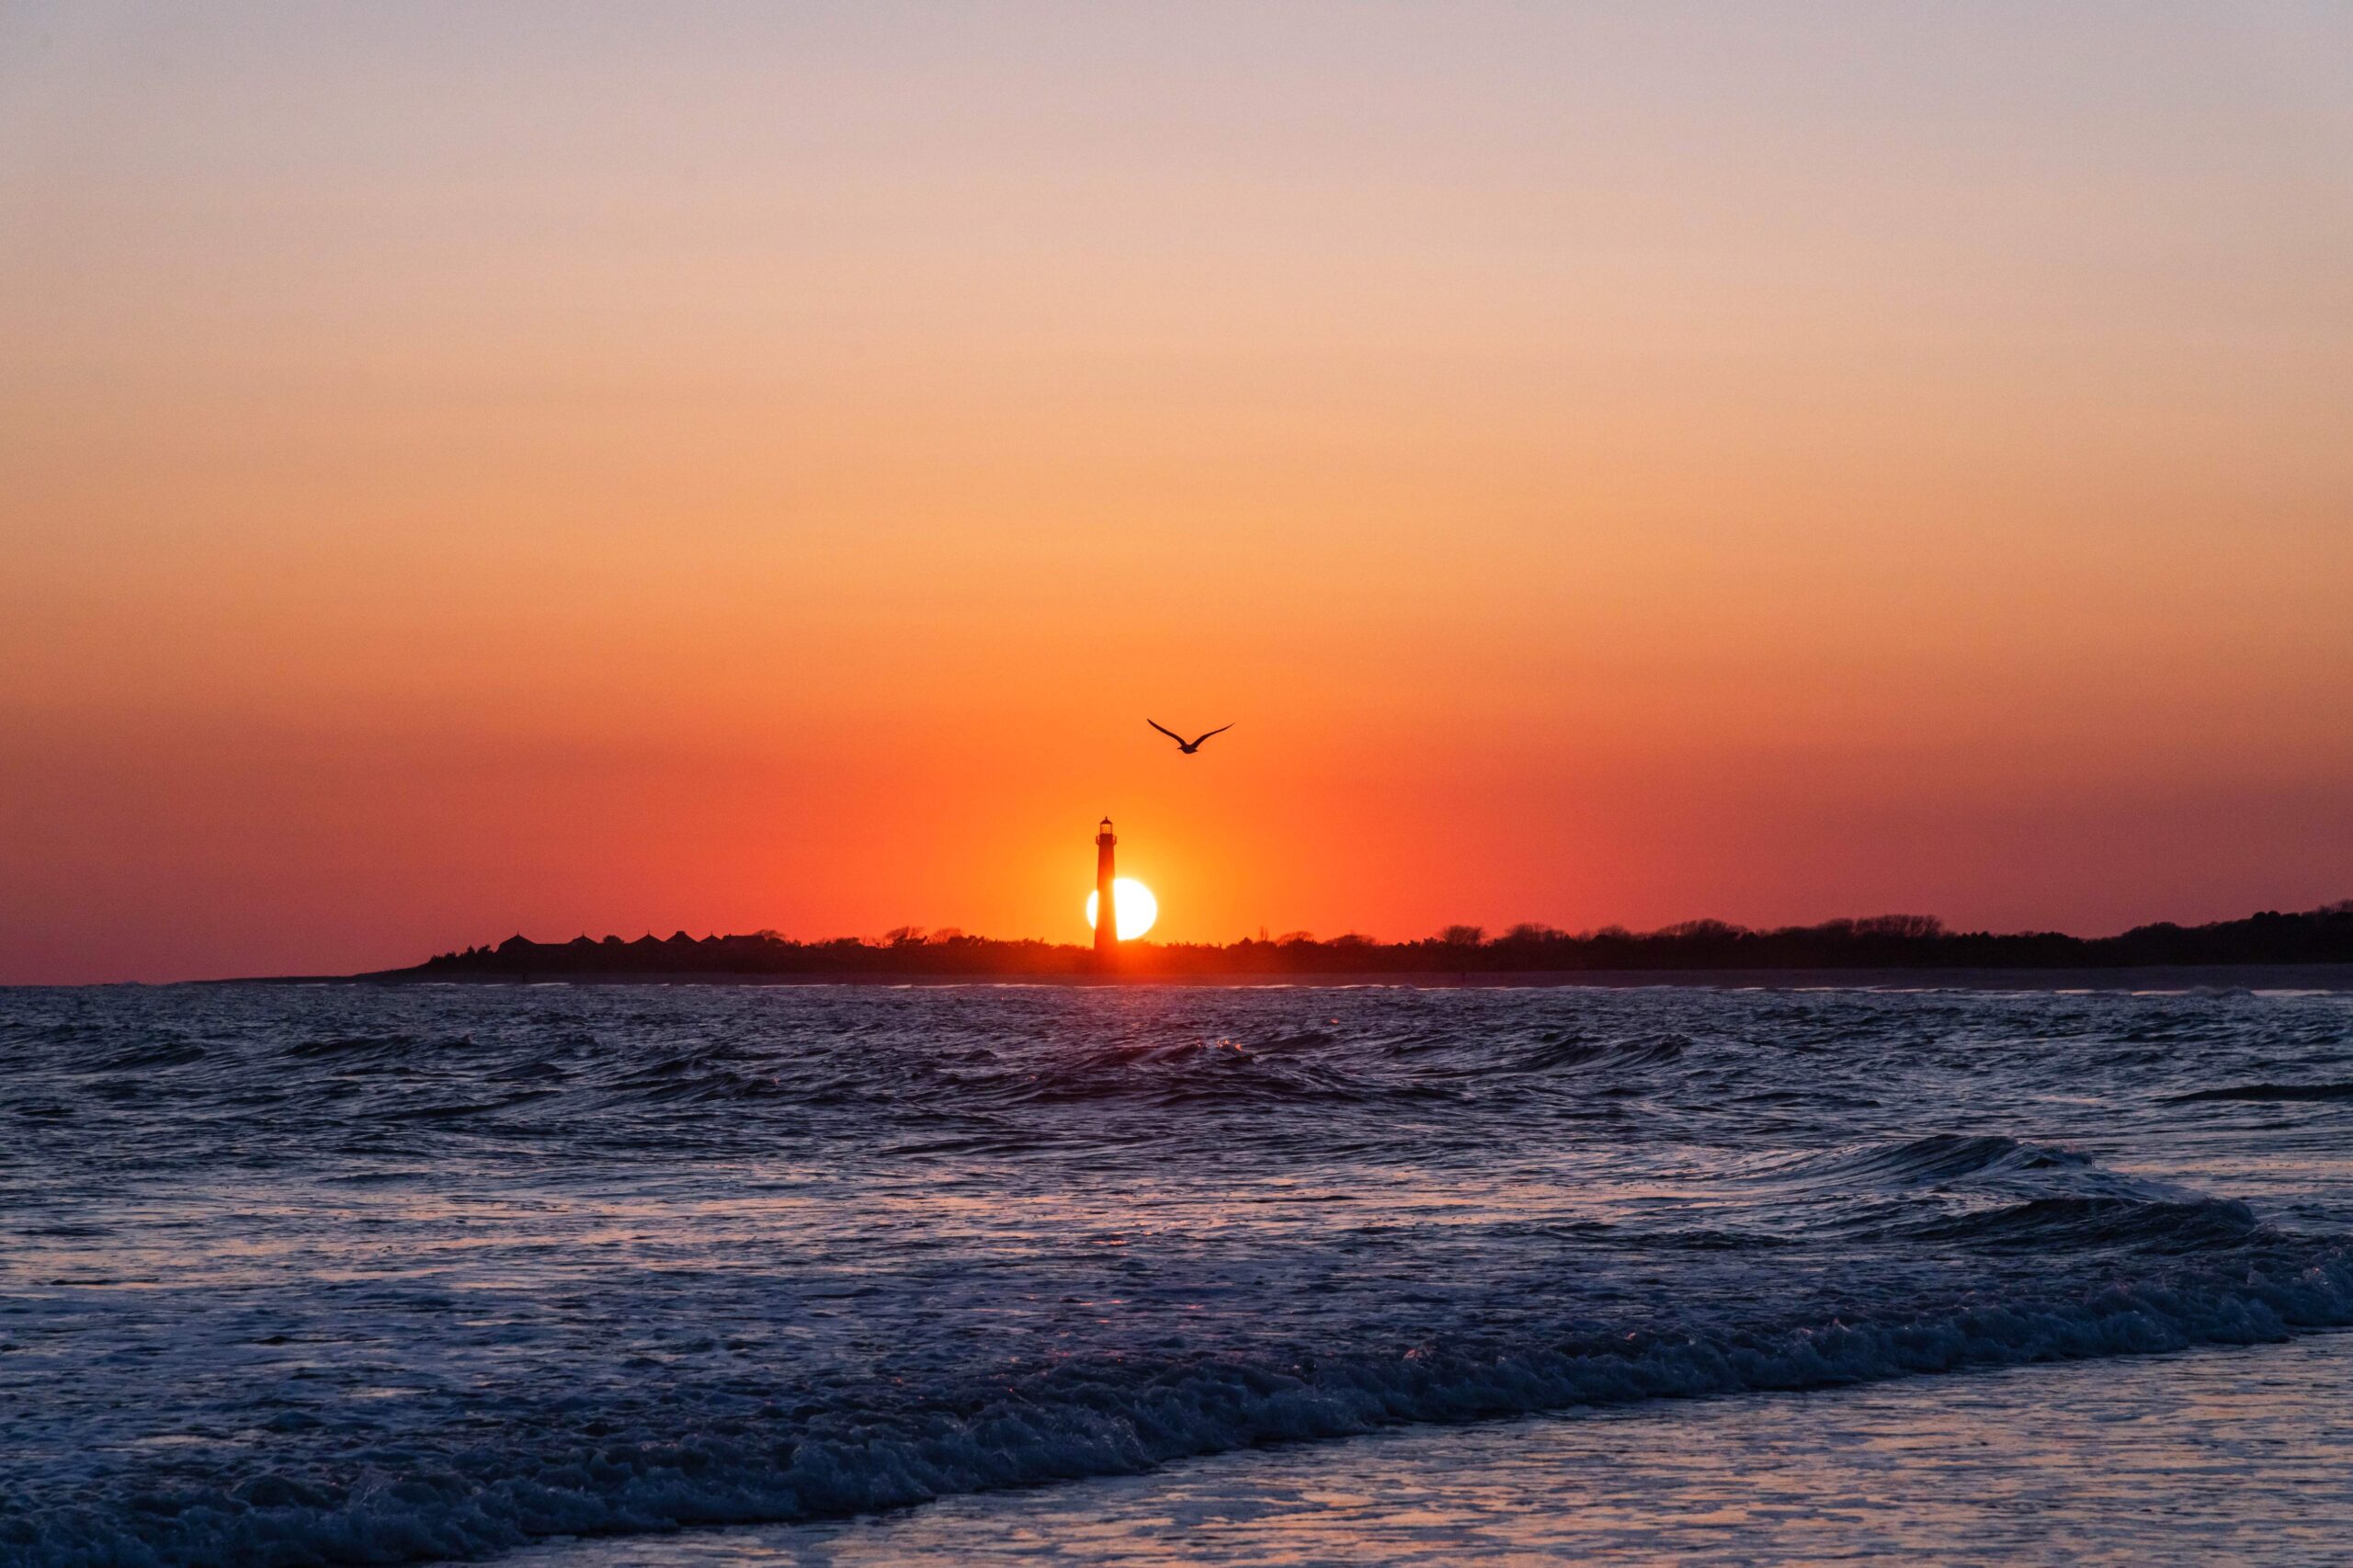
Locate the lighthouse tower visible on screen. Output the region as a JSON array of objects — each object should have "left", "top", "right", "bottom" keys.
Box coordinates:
[{"left": 1094, "top": 817, "right": 1119, "bottom": 962}]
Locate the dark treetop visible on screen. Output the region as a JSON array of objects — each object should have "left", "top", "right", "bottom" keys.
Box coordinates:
[{"left": 370, "top": 903, "right": 2353, "bottom": 983}]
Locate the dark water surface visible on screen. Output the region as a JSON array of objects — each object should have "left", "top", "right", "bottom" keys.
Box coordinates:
[{"left": 6, "top": 983, "right": 2353, "bottom": 1565}]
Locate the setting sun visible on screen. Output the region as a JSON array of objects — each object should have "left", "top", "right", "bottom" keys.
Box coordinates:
[{"left": 1084, "top": 879, "right": 1158, "bottom": 941}]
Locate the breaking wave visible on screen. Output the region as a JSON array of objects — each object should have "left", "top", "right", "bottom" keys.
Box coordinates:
[{"left": 11, "top": 1245, "right": 2351, "bottom": 1568}]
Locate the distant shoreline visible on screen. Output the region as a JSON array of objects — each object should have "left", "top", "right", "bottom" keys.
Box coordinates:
[
  {"left": 232, "top": 962, "right": 2353, "bottom": 992},
  {"left": 231, "top": 902, "right": 2353, "bottom": 992}
]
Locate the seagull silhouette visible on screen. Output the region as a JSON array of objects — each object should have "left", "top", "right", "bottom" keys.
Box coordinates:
[{"left": 1148, "top": 720, "right": 1234, "bottom": 756}]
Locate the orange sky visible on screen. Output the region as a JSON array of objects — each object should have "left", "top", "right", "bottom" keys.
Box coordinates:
[{"left": 4, "top": 3, "right": 2350, "bottom": 982}]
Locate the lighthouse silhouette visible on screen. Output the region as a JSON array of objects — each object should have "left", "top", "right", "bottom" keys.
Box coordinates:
[{"left": 1094, "top": 817, "right": 1120, "bottom": 964}]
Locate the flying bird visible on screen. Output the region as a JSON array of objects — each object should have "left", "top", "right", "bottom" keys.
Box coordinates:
[{"left": 1149, "top": 720, "right": 1233, "bottom": 756}]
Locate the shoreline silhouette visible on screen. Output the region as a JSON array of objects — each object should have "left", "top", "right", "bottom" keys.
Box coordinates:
[{"left": 304, "top": 903, "right": 2353, "bottom": 986}]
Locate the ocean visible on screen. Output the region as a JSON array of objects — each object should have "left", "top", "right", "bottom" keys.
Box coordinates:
[{"left": 6, "top": 983, "right": 2353, "bottom": 1566}]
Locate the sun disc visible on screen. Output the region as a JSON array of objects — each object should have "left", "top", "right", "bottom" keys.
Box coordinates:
[{"left": 1084, "top": 877, "right": 1158, "bottom": 940}]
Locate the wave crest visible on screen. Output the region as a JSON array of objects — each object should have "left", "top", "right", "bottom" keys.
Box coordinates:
[{"left": 12, "top": 1247, "right": 2350, "bottom": 1568}]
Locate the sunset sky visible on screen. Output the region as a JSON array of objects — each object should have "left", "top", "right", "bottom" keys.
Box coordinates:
[{"left": 4, "top": 2, "right": 2349, "bottom": 983}]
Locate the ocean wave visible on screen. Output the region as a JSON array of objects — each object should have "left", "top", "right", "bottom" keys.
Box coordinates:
[
  {"left": 90, "top": 1040, "right": 209, "bottom": 1072},
  {"left": 10, "top": 1247, "right": 2351, "bottom": 1568},
  {"left": 1775, "top": 1133, "right": 2094, "bottom": 1188},
  {"left": 2172, "top": 1082, "right": 2353, "bottom": 1103},
  {"left": 281, "top": 1033, "right": 431, "bottom": 1060},
  {"left": 1501, "top": 1033, "right": 1690, "bottom": 1074},
  {"left": 1903, "top": 1195, "right": 2264, "bottom": 1252},
  {"left": 992, "top": 1039, "right": 1394, "bottom": 1108}
]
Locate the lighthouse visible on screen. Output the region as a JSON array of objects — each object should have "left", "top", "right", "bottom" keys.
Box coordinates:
[{"left": 1094, "top": 817, "right": 1119, "bottom": 963}]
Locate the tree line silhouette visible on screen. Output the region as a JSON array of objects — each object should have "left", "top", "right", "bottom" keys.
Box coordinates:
[{"left": 394, "top": 902, "right": 2353, "bottom": 981}]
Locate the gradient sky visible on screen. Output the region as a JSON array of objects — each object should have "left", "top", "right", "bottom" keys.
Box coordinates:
[{"left": 4, "top": 2, "right": 2350, "bottom": 983}]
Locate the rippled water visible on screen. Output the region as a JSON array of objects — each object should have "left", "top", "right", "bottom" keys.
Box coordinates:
[{"left": 6, "top": 983, "right": 2353, "bottom": 1566}]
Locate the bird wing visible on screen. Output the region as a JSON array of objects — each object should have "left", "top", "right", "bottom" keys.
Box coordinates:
[
  {"left": 1188, "top": 723, "right": 1235, "bottom": 747},
  {"left": 1147, "top": 720, "right": 1186, "bottom": 744}
]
